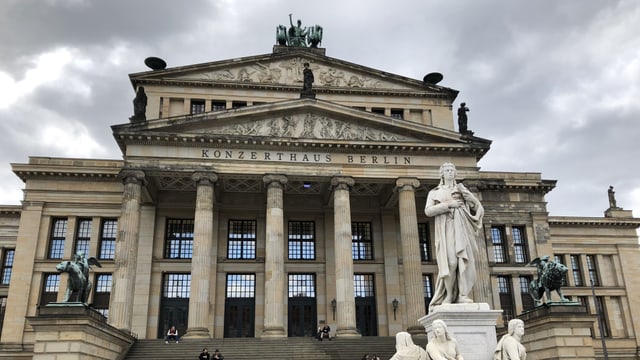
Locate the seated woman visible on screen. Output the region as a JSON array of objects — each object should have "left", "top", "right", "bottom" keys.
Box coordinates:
[
  {"left": 390, "top": 331, "right": 427, "bottom": 360},
  {"left": 426, "top": 320, "right": 463, "bottom": 360}
]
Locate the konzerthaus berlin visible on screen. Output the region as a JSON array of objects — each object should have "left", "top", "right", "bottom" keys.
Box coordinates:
[{"left": 0, "top": 38, "right": 639, "bottom": 359}]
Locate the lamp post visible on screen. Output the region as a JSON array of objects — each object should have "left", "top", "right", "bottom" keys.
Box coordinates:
[
  {"left": 392, "top": 298, "right": 399, "bottom": 320},
  {"left": 331, "top": 298, "right": 337, "bottom": 321}
]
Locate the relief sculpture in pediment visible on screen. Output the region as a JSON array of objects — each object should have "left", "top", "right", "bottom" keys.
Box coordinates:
[
  {"left": 180, "top": 58, "right": 401, "bottom": 89},
  {"left": 202, "top": 113, "right": 409, "bottom": 141}
]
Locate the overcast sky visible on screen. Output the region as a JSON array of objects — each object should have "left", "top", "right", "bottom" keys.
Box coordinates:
[{"left": 1, "top": 0, "right": 639, "bottom": 219}]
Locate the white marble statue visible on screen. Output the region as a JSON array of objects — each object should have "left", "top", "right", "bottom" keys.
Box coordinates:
[
  {"left": 494, "top": 319, "right": 527, "bottom": 360},
  {"left": 390, "top": 331, "right": 428, "bottom": 360},
  {"left": 424, "top": 163, "right": 484, "bottom": 311},
  {"left": 426, "top": 320, "right": 463, "bottom": 360}
]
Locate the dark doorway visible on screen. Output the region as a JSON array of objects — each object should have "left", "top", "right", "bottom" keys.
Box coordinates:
[
  {"left": 157, "top": 273, "right": 191, "bottom": 339},
  {"left": 288, "top": 296, "right": 317, "bottom": 337},
  {"left": 354, "top": 273, "right": 377, "bottom": 336},
  {"left": 224, "top": 298, "right": 255, "bottom": 337},
  {"left": 223, "top": 274, "right": 255, "bottom": 338}
]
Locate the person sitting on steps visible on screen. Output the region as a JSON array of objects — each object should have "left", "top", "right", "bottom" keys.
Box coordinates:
[
  {"left": 165, "top": 325, "right": 178, "bottom": 344},
  {"left": 317, "top": 323, "right": 331, "bottom": 341}
]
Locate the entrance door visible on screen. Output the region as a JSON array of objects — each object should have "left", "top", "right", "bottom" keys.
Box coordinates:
[
  {"left": 223, "top": 274, "right": 255, "bottom": 338},
  {"left": 354, "top": 274, "right": 377, "bottom": 336},
  {"left": 288, "top": 297, "right": 316, "bottom": 337},
  {"left": 157, "top": 273, "right": 191, "bottom": 339},
  {"left": 224, "top": 298, "right": 255, "bottom": 337},
  {"left": 158, "top": 298, "right": 189, "bottom": 339}
]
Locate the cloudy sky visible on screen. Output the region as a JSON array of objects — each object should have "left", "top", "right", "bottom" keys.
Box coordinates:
[{"left": 1, "top": 0, "right": 639, "bottom": 219}]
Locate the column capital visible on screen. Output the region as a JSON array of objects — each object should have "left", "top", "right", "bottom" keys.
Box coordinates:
[
  {"left": 395, "top": 177, "right": 420, "bottom": 192},
  {"left": 263, "top": 174, "right": 288, "bottom": 188},
  {"left": 192, "top": 172, "right": 218, "bottom": 185},
  {"left": 330, "top": 176, "right": 355, "bottom": 191},
  {"left": 119, "top": 170, "right": 146, "bottom": 186}
]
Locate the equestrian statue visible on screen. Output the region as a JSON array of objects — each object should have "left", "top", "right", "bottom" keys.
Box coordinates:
[{"left": 55, "top": 251, "right": 102, "bottom": 304}]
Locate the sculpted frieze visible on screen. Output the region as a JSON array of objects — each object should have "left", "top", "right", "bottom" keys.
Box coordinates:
[
  {"left": 176, "top": 58, "right": 403, "bottom": 89},
  {"left": 197, "top": 113, "right": 411, "bottom": 141}
]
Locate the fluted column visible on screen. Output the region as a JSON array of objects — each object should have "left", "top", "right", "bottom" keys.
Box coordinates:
[
  {"left": 109, "top": 170, "right": 145, "bottom": 331},
  {"left": 262, "top": 174, "right": 288, "bottom": 337},
  {"left": 396, "top": 177, "right": 424, "bottom": 333},
  {"left": 184, "top": 172, "right": 218, "bottom": 338},
  {"left": 331, "top": 176, "right": 360, "bottom": 337}
]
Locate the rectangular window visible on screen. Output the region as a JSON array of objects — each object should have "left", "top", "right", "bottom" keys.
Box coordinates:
[
  {"left": 390, "top": 109, "right": 403, "bottom": 119},
  {"left": 570, "top": 254, "right": 583, "bottom": 286},
  {"left": 519, "top": 276, "right": 535, "bottom": 311},
  {"left": 162, "top": 273, "right": 191, "bottom": 298},
  {"left": 371, "top": 107, "right": 385, "bottom": 115},
  {"left": 226, "top": 274, "right": 255, "bottom": 298},
  {"left": 99, "top": 219, "right": 117, "bottom": 260},
  {"left": 354, "top": 274, "right": 375, "bottom": 297},
  {"left": 40, "top": 273, "right": 60, "bottom": 306},
  {"left": 491, "top": 226, "right": 507, "bottom": 263},
  {"left": 288, "top": 274, "right": 316, "bottom": 298},
  {"left": 165, "top": 219, "right": 194, "bottom": 259},
  {"left": 93, "top": 274, "right": 112, "bottom": 318},
  {"left": 1, "top": 249, "right": 14, "bottom": 285},
  {"left": 288, "top": 221, "right": 315, "bottom": 260},
  {"left": 48, "top": 218, "right": 68, "bottom": 259},
  {"left": 227, "top": 220, "right": 256, "bottom": 259},
  {"left": 497, "top": 276, "right": 514, "bottom": 324},
  {"left": 190, "top": 99, "right": 205, "bottom": 114},
  {"left": 231, "top": 101, "right": 247, "bottom": 109},
  {"left": 512, "top": 226, "right": 528, "bottom": 264},
  {"left": 594, "top": 296, "right": 610, "bottom": 337},
  {"left": 586, "top": 255, "right": 599, "bottom": 286},
  {"left": 352, "top": 222, "right": 373, "bottom": 260},
  {"left": 212, "top": 100, "right": 226, "bottom": 111},
  {"left": 423, "top": 274, "right": 433, "bottom": 313},
  {"left": 418, "top": 223, "right": 431, "bottom": 261},
  {"left": 0, "top": 296, "right": 6, "bottom": 334},
  {"left": 74, "top": 218, "right": 92, "bottom": 257}
]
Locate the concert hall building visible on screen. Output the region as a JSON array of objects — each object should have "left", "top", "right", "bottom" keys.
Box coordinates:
[{"left": 0, "top": 41, "right": 639, "bottom": 358}]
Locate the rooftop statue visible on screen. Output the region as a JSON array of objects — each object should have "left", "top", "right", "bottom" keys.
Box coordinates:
[
  {"left": 527, "top": 255, "right": 569, "bottom": 306},
  {"left": 608, "top": 185, "right": 619, "bottom": 209},
  {"left": 276, "top": 14, "right": 323, "bottom": 47},
  {"left": 55, "top": 251, "right": 102, "bottom": 304},
  {"left": 129, "top": 86, "right": 147, "bottom": 123}
]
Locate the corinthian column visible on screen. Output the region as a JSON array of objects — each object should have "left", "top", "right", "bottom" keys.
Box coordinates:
[
  {"left": 184, "top": 172, "right": 218, "bottom": 338},
  {"left": 331, "top": 176, "right": 359, "bottom": 337},
  {"left": 262, "top": 174, "right": 287, "bottom": 337},
  {"left": 109, "top": 170, "right": 145, "bottom": 331},
  {"left": 396, "top": 177, "right": 424, "bottom": 333}
]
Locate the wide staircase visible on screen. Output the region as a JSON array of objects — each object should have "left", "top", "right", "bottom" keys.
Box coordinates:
[{"left": 124, "top": 336, "right": 427, "bottom": 360}]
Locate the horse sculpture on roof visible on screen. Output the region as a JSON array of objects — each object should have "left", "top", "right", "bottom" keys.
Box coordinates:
[{"left": 55, "top": 252, "right": 102, "bottom": 304}]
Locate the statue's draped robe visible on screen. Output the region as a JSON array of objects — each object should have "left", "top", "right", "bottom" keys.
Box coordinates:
[{"left": 425, "top": 182, "right": 484, "bottom": 311}]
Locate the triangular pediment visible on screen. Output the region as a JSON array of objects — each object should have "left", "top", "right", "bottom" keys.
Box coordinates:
[
  {"left": 113, "top": 99, "right": 488, "bottom": 151},
  {"left": 130, "top": 50, "right": 456, "bottom": 96}
]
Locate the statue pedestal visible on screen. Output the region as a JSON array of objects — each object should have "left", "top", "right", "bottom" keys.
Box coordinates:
[
  {"left": 418, "top": 303, "right": 501, "bottom": 360},
  {"left": 518, "top": 303, "right": 597, "bottom": 360},
  {"left": 26, "top": 303, "right": 136, "bottom": 360}
]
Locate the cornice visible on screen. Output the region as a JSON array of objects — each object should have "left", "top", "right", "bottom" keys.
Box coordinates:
[
  {"left": 133, "top": 78, "right": 453, "bottom": 99},
  {"left": 113, "top": 132, "right": 490, "bottom": 159},
  {"left": 0, "top": 205, "right": 21, "bottom": 215},
  {"left": 548, "top": 216, "right": 640, "bottom": 227}
]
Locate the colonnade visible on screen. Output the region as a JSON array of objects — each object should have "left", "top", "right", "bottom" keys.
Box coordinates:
[{"left": 108, "top": 171, "right": 424, "bottom": 337}]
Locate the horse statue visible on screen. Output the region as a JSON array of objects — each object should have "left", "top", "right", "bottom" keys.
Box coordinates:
[
  {"left": 55, "top": 252, "right": 102, "bottom": 304},
  {"left": 276, "top": 24, "right": 288, "bottom": 46},
  {"left": 527, "top": 255, "right": 570, "bottom": 306},
  {"left": 307, "top": 25, "right": 323, "bottom": 48}
]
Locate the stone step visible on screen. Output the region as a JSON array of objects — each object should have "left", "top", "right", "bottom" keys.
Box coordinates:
[{"left": 123, "top": 336, "right": 416, "bottom": 360}]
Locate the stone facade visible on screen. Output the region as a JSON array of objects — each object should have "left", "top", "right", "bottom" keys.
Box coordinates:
[{"left": 0, "top": 46, "right": 639, "bottom": 359}]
